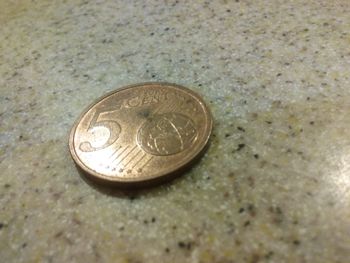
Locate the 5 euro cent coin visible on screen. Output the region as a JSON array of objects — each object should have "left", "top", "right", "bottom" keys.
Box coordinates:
[{"left": 68, "top": 82, "right": 213, "bottom": 188}]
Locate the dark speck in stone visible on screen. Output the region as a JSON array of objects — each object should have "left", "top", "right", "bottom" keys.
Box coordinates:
[
  {"left": 293, "top": 240, "right": 301, "bottom": 245},
  {"left": 178, "top": 241, "right": 186, "bottom": 248},
  {"left": 226, "top": 9, "right": 231, "bottom": 12},
  {"left": 239, "top": 208, "right": 245, "bottom": 213},
  {"left": 265, "top": 121, "right": 272, "bottom": 124},
  {"left": 265, "top": 251, "right": 274, "bottom": 259},
  {"left": 247, "top": 204, "right": 256, "bottom": 217},
  {"left": 237, "top": 143, "right": 245, "bottom": 151},
  {"left": 150, "top": 32, "right": 154, "bottom": 36},
  {"left": 54, "top": 231, "right": 64, "bottom": 238},
  {"left": 269, "top": 206, "right": 284, "bottom": 224},
  {"left": 178, "top": 241, "right": 192, "bottom": 250},
  {"left": 237, "top": 126, "right": 245, "bottom": 132},
  {"left": 244, "top": 220, "right": 250, "bottom": 227},
  {"left": 151, "top": 217, "right": 156, "bottom": 223},
  {"left": 22, "top": 243, "right": 27, "bottom": 248},
  {"left": 309, "top": 121, "right": 314, "bottom": 125},
  {"left": 4, "top": 184, "right": 11, "bottom": 188},
  {"left": 164, "top": 27, "right": 170, "bottom": 31},
  {"left": 253, "top": 154, "right": 259, "bottom": 159},
  {"left": 165, "top": 247, "right": 170, "bottom": 253},
  {"left": 225, "top": 133, "right": 230, "bottom": 138},
  {"left": 276, "top": 73, "right": 282, "bottom": 77},
  {"left": 152, "top": 74, "right": 156, "bottom": 78},
  {"left": 0, "top": 223, "right": 5, "bottom": 229}
]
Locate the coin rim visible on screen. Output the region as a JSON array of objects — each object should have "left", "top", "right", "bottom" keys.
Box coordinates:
[{"left": 68, "top": 82, "right": 213, "bottom": 185}]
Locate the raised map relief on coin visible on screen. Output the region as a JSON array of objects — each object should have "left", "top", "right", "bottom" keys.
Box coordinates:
[{"left": 137, "top": 112, "right": 198, "bottom": 156}]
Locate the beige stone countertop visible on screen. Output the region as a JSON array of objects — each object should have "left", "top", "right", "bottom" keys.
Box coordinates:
[{"left": 1, "top": 0, "right": 350, "bottom": 262}]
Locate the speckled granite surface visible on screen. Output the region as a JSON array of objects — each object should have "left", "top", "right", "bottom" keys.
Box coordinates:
[{"left": 1, "top": 0, "right": 350, "bottom": 262}]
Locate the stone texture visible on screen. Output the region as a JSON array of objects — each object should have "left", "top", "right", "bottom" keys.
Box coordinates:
[{"left": 1, "top": 0, "right": 350, "bottom": 262}]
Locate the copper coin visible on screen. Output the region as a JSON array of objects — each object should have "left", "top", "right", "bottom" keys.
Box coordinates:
[{"left": 69, "top": 82, "right": 212, "bottom": 187}]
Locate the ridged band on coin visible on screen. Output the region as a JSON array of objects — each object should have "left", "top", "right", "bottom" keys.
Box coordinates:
[{"left": 69, "top": 82, "right": 212, "bottom": 187}]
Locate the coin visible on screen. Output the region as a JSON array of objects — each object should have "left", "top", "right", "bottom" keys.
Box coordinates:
[{"left": 69, "top": 82, "right": 212, "bottom": 188}]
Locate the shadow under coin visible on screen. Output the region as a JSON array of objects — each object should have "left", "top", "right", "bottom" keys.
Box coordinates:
[{"left": 75, "top": 140, "right": 211, "bottom": 199}]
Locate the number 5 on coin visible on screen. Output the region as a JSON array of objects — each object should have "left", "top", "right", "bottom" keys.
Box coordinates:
[{"left": 79, "top": 109, "right": 121, "bottom": 152}]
